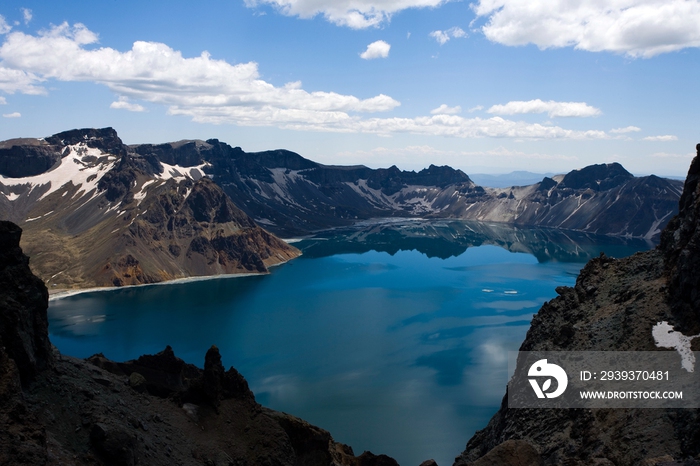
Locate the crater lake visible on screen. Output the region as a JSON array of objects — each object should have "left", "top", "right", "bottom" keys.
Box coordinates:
[{"left": 48, "top": 220, "right": 653, "bottom": 466}]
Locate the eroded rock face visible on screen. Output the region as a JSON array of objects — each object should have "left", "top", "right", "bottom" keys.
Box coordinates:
[
  {"left": 0, "top": 128, "right": 301, "bottom": 289},
  {"left": 0, "top": 221, "right": 51, "bottom": 386},
  {"left": 0, "top": 143, "right": 62, "bottom": 178},
  {"left": 661, "top": 144, "right": 700, "bottom": 333},
  {"left": 127, "top": 136, "right": 681, "bottom": 239},
  {"left": 0, "top": 222, "right": 51, "bottom": 465},
  {"left": 455, "top": 147, "right": 700, "bottom": 465}
]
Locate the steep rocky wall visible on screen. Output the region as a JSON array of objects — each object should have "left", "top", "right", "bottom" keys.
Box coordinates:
[
  {"left": 660, "top": 144, "right": 700, "bottom": 333},
  {"left": 0, "top": 221, "right": 51, "bottom": 386},
  {"left": 455, "top": 146, "right": 700, "bottom": 465}
]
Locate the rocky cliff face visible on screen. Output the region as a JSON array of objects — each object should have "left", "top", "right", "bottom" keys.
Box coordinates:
[
  {"left": 129, "top": 138, "right": 682, "bottom": 239},
  {"left": 454, "top": 146, "right": 700, "bottom": 465},
  {"left": 460, "top": 165, "right": 681, "bottom": 239},
  {"left": 132, "top": 139, "right": 479, "bottom": 235},
  {"left": 0, "top": 221, "right": 51, "bottom": 386},
  {"left": 0, "top": 221, "right": 397, "bottom": 466},
  {"left": 0, "top": 128, "right": 300, "bottom": 289},
  {"left": 1, "top": 129, "right": 682, "bottom": 289}
]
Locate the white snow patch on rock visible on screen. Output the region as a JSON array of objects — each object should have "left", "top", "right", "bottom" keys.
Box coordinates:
[
  {"left": 0, "top": 143, "right": 117, "bottom": 201},
  {"left": 157, "top": 161, "right": 210, "bottom": 182},
  {"left": 653, "top": 321, "right": 700, "bottom": 372}
]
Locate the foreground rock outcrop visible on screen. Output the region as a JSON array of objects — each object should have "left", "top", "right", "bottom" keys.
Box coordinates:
[
  {"left": 0, "top": 220, "right": 397, "bottom": 466},
  {"left": 454, "top": 146, "right": 700, "bottom": 465}
]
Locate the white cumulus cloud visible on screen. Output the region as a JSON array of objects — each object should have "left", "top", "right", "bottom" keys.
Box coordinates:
[
  {"left": 0, "top": 23, "right": 399, "bottom": 125},
  {"left": 0, "top": 15, "right": 11, "bottom": 34},
  {"left": 2, "top": 111, "right": 20, "bottom": 118},
  {"left": 0, "top": 22, "right": 614, "bottom": 140},
  {"left": 245, "top": 0, "right": 452, "bottom": 29},
  {"left": 431, "top": 104, "right": 461, "bottom": 114},
  {"left": 0, "top": 96, "right": 6, "bottom": 104},
  {"left": 110, "top": 96, "right": 146, "bottom": 112},
  {"left": 610, "top": 126, "right": 641, "bottom": 134},
  {"left": 643, "top": 135, "right": 678, "bottom": 141},
  {"left": 0, "top": 66, "right": 45, "bottom": 94},
  {"left": 487, "top": 99, "right": 601, "bottom": 118},
  {"left": 278, "top": 114, "right": 610, "bottom": 139},
  {"left": 472, "top": 0, "right": 700, "bottom": 58},
  {"left": 21, "top": 8, "right": 32, "bottom": 25},
  {"left": 430, "top": 26, "right": 467, "bottom": 45},
  {"left": 360, "top": 40, "right": 391, "bottom": 59}
]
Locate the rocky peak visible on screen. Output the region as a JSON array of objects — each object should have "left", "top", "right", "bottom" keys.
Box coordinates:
[
  {"left": 0, "top": 221, "right": 51, "bottom": 386},
  {"left": 44, "top": 127, "right": 125, "bottom": 156},
  {"left": 414, "top": 164, "right": 472, "bottom": 187},
  {"left": 246, "top": 148, "right": 319, "bottom": 170},
  {"left": 131, "top": 140, "right": 209, "bottom": 167},
  {"left": 0, "top": 127, "right": 126, "bottom": 179},
  {"left": 559, "top": 162, "right": 633, "bottom": 191}
]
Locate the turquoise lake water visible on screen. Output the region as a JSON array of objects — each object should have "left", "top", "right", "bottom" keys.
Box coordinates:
[{"left": 48, "top": 220, "right": 652, "bottom": 466}]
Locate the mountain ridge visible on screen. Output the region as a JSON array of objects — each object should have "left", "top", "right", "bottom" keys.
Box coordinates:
[
  {"left": 0, "top": 127, "right": 684, "bottom": 289},
  {"left": 0, "top": 128, "right": 300, "bottom": 289},
  {"left": 126, "top": 132, "right": 681, "bottom": 239}
]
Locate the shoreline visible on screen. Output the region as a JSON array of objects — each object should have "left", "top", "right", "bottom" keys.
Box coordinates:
[{"left": 48, "top": 253, "right": 299, "bottom": 302}]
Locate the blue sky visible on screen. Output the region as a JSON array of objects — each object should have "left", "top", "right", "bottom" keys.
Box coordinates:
[{"left": 0, "top": 0, "right": 699, "bottom": 176}]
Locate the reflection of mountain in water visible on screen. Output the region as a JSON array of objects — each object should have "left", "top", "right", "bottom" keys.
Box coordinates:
[{"left": 296, "top": 219, "right": 654, "bottom": 263}]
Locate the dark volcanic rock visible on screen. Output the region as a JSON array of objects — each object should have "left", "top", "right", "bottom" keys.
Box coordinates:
[
  {"left": 468, "top": 440, "right": 542, "bottom": 466},
  {"left": 357, "top": 451, "right": 401, "bottom": 466},
  {"left": 90, "top": 422, "right": 137, "bottom": 466},
  {"left": 0, "top": 221, "right": 51, "bottom": 386},
  {"left": 455, "top": 146, "right": 700, "bottom": 465},
  {"left": 130, "top": 138, "right": 479, "bottom": 235},
  {"left": 45, "top": 127, "right": 126, "bottom": 157},
  {"left": 558, "top": 162, "right": 633, "bottom": 191},
  {"left": 660, "top": 144, "right": 700, "bottom": 333},
  {"left": 131, "top": 140, "right": 210, "bottom": 167},
  {"left": 0, "top": 142, "right": 62, "bottom": 178}
]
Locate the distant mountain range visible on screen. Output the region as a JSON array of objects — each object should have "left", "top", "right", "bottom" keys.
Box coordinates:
[
  {"left": 127, "top": 131, "right": 681, "bottom": 239},
  {"left": 0, "top": 127, "right": 684, "bottom": 288}
]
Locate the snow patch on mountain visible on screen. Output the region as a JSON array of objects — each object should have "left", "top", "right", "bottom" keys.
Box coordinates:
[
  {"left": 157, "top": 161, "right": 210, "bottom": 182},
  {"left": 0, "top": 143, "right": 117, "bottom": 201}
]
